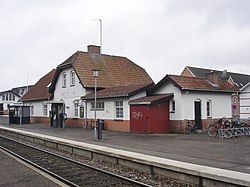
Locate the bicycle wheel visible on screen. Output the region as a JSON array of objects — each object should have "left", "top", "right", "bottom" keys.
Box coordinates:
[
  {"left": 207, "top": 125, "right": 217, "bottom": 137},
  {"left": 224, "top": 129, "right": 232, "bottom": 139},
  {"left": 194, "top": 124, "right": 200, "bottom": 134},
  {"left": 185, "top": 125, "right": 192, "bottom": 134}
]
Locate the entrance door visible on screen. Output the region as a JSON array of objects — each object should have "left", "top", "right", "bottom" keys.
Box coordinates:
[
  {"left": 194, "top": 101, "right": 202, "bottom": 129},
  {"left": 51, "top": 103, "right": 64, "bottom": 128},
  {"left": 0, "top": 103, "right": 3, "bottom": 115}
]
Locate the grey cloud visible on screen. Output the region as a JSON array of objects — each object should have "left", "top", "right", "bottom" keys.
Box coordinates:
[{"left": 0, "top": 0, "right": 250, "bottom": 90}]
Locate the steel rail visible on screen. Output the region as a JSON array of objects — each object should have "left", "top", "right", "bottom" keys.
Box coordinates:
[{"left": 0, "top": 135, "right": 152, "bottom": 187}]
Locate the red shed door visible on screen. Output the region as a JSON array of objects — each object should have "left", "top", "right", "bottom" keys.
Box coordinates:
[{"left": 130, "top": 105, "right": 149, "bottom": 133}]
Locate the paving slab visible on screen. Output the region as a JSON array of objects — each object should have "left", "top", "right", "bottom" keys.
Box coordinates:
[{"left": 0, "top": 122, "right": 250, "bottom": 174}]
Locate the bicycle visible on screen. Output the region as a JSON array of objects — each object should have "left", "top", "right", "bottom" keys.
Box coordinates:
[
  {"left": 207, "top": 117, "right": 231, "bottom": 138},
  {"left": 185, "top": 120, "right": 199, "bottom": 134}
]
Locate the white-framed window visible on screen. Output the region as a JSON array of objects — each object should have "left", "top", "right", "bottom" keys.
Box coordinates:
[
  {"left": 13, "top": 95, "right": 15, "bottom": 101},
  {"left": 2, "top": 94, "right": 5, "bottom": 101},
  {"left": 43, "top": 104, "right": 48, "bottom": 116},
  {"left": 9, "top": 93, "right": 12, "bottom": 101},
  {"left": 79, "top": 106, "right": 84, "bottom": 118},
  {"left": 6, "top": 93, "right": 8, "bottom": 101},
  {"left": 74, "top": 103, "right": 78, "bottom": 117},
  {"left": 62, "top": 72, "right": 67, "bottom": 88},
  {"left": 170, "top": 100, "right": 175, "bottom": 113},
  {"left": 206, "top": 100, "right": 212, "bottom": 117},
  {"left": 70, "top": 70, "right": 75, "bottom": 86},
  {"left": 30, "top": 106, "right": 34, "bottom": 116},
  {"left": 91, "top": 102, "right": 104, "bottom": 110},
  {"left": 115, "top": 101, "right": 123, "bottom": 119}
]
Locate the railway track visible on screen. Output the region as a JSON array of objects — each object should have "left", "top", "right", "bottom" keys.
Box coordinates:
[{"left": 0, "top": 135, "right": 152, "bottom": 187}]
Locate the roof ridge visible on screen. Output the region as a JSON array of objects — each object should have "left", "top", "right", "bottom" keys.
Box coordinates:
[
  {"left": 170, "top": 74, "right": 231, "bottom": 83},
  {"left": 77, "top": 51, "right": 147, "bottom": 70},
  {"left": 77, "top": 50, "right": 128, "bottom": 59},
  {"left": 187, "top": 66, "right": 250, "bottom": 76},
  {"left": 71, "top": 51, "right": 80, "bottom": 66}
]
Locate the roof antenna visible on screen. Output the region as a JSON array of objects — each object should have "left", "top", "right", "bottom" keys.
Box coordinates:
[
  {"left": 94, "top": 19, "right": 102, "bottom": 53},
  {"left": 27, "top": 73, "right": 29, "bottom": 93}
]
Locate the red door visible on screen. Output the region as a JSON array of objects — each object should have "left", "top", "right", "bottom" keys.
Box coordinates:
[{"left": 130, "top": 105, "right": 149, "bottom": 133}]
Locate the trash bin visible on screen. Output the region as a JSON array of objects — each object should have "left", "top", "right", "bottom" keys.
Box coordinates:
[
  {"left": 97, "top": 119, "right": 104, "bottom": 141},
  {"left": 100, "top": 119, "right": 104, "bottom": 130}
]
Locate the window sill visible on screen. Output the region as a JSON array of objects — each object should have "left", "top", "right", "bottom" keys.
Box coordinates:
[
  {"left": 90, "top": 109, "right": 104, "bottom": 111},
  {"left": 62, "top": 86, "right": 66, "bottom": 88},
  {"left": 114, "top": 119, "right": 124, "bottom": 121},
  {"left": 170, "top": 111, "right": 175, "bottom": 113},
  {"left": 70, "top": 85, "right": 75, "bottom": 87}
]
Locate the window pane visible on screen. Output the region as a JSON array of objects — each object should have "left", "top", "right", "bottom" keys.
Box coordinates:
[
  {"left": 71, "top": 71, "right": 75, "bottom": 86},
  {"left": 80, "top": 106, "right": 84, "bottom": 118},
  {"left": 115, "top": 101, "right": 123, "bottom": 118}
]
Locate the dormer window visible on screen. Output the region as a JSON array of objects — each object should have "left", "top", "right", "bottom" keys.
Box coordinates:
[
  {"left": 9, "top": 93, "right": 12, "bottom": 101},
  {"left": 62, "top": 72, "right": 67, "bottom": 88},
  {"left": 70, "top": 70, "right": 75, "bottom": 86}
]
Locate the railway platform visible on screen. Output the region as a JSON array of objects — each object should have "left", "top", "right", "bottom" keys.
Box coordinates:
[{"left": 0, "top": 122, "right": 250, "bottom": 186}]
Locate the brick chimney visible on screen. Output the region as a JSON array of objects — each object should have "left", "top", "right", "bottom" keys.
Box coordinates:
[
  {"left": 87, "top": 45, "right": 101, "bottom": 54},
  {"left": 206, "top": 71, "right": 219, "bottom": 85}
]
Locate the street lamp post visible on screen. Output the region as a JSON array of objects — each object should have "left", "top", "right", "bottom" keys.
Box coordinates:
[{"left": 92, "top": 69, "right": 99, "bottom": 140}]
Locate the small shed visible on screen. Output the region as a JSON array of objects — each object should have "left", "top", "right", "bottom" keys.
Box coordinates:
[
  {"left": 129, "top": 94, "right": 173, "bottom": 133},
  {"left": 9, "top": 105, "right": 30, "bottom": 124}
]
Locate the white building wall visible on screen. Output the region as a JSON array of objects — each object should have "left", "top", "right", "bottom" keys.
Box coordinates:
[
  {"left": 85, "top": 91, "right": 147, "bottom": 121},
  {"left": 181, "top": 92, "right": 232, "bottom": 120},
  {"left": 0, "top": 92, "right": 20, "bottom": 110},
  {"left": 153, "top": 81, "right": 232, "bottom": 120},
  {"left": 86, "top": 98, "right": 130, "bottom": 120},
  {"left": 53, "top": 68, "right": 86, "bottom": 118},
  {"left": 130, "top": 91, "right": 147, "bottom": 100},
  {"left": 153, "top": 82, "right": 182, "bottom": 120},
  {"left": 23, "top": 101, "right": 51, "bottom": 117},
  {"left": 240, "top": 84, "right": 250, "bottom": 119}
]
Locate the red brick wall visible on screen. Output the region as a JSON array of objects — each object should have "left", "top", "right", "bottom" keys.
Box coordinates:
[
  {"left": 170, "top": 118, "right": 220, "bottom": 133},
  {"left": 105, "top": 119, "right": 130, "bottom": 132},
  {"left": 65, "top": 118, "right": 85, "bottom": 127},
  {"left": 180, "top": 68, "right": 194, "bottom": 77},
  {"left": 30, "top": 116, "right": 130, "bottom": 132},
  {"left": 30, "top": 116, "right": 50, "bottom": 124},
  {"left": 87, "top": 45, "right": 101, "bottom": 54},
  {"left": 66, "top": 118, "right": 130, "bottom": 132}
]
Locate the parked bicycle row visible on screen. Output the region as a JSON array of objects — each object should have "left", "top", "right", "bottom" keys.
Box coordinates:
[
  {"left": 185, "top": 117, "right": 250, "bottom": 139},
  {"left": 218, "top": 127, "right": 250, "bottom": 139},
  {"left": 207, "top": 117, "right": 250, "bottom": 138}
]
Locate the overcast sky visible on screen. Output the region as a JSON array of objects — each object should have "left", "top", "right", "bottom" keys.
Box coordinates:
[{"left": 0, "top": 0, "right": 250, "bottom": 90}]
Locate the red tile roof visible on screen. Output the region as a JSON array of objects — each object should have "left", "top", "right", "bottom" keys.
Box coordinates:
[
  {"left": 153, "top": 75, "right": 239, "bottom": 93},
  {"left": 51, "top": 51, "right": 154, "bottom": 90},
  {"left": 21, "top": 69, "right": 56, "bottom": 102},
  {"left": 169, "top": 75, "right": 239, "bottom": 92},
  {"left": 82, "top": 83, "right": 153, "bottom": 100},
  {"left": 129, "top": 94, "right": 174, "bottom": 105}
]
